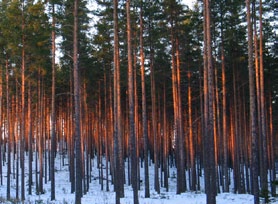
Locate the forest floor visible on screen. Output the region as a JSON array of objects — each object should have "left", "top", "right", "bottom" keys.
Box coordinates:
[{"left": 0, "top": 154, "right": 276, "bottom": 204}]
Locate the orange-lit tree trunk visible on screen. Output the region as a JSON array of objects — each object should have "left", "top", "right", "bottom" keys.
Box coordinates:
[
  {"left": 258, "top": 0, "right": 268, "bottom": 194},
  {"left": 221, "top": 33, "right": 229, "bottom": 193},
  {"left": 139, "top": 0, "right": 150, "bottom": 197},
  {"left": 176, "top": 38, "right": 186, "bottom": 194},
  {"left": 188, "top": 71, "right": 196, "bottom": 191},
  {"left": 113, "top": 0, "right": 124, "bottom": 202}
]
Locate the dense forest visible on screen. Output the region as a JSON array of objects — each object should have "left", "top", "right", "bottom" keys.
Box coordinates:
[{"left": 0, "top": 0, "right": 277, "bottom": 203}]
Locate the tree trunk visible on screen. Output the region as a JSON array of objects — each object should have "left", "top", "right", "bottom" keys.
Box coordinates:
[
  {"left": 73, "top": 0, "right": 82, "bottom": 202},
  {"left": 28, "top": 82, "right": 33, "bottom": 195},
  {"left": 139, "top": 0, "right": 150, "bottom": 198},
  {"left": 203, "top": 0, "right": 216, "bottom": 203},
  {"left": 50, "top": 1, "right": 56, "bottom": 200},
  {"left": 188, "top": 71, "right": 196, "bottom": 191},
  {"left": 268, "top": 89, "right": 276, "bottom": 196},
  {"left": 126, "top": 1, "right": 139, "bottom": 203},
  {"left": 246, "top": 0, "right": 259, "bottom": 203},
  {"left": 6, "top": 58, "right": 11, "bottom": 201},
  {"left": 150, "top": 47, "right": 160, "bottom": 194},
  {"left": 258, "top": 0, "right": 268, "bottom": 195},
  {"left": 221, "top": 35, "right": 229, "bottom": 193},
  {"left": 21, "top": 3, "right": 26, "bottom": 199},
  {"left": 163, "top": 83, "right": 169, "bottom": 192},
  {"left": 113, "top": 0, "right": 124, "bottom": 202}
]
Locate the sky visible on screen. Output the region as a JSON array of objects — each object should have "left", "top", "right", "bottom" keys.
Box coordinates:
[{"left": 182, "top": 0, "right": 195, "bottom": 8}]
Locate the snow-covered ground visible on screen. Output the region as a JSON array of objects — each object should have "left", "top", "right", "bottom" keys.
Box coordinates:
[{"left": 0, "top": 154, "right": 276, "bottom": 204}]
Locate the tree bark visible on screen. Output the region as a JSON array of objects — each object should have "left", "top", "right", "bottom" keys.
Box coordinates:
[
  {"left": 203, "top": 0, "right": 216, "bottom": 203},
  {"left": 21, "top": 2, "right": 26, "bottom": 199},
  {"left": 113, "top": 0, "right": 124, "bottom": 203},
  {"left": 259, "top": 0, "right": 268, "bottom": 195},
  {"left": 28, "top": 82, "right": 33, "bottom": 195},
  {"left": 126, "top": 1, "right": 139, "bottom": 203},
  {"left": 6, "top": 58, "right": 11, "bottom": 201},
  {"left": 50, "top": 2, "right": 56, "bottom": 200},
  {"left": 246, "top": 0, "right": 259, "bottom": 203},
  {"left": 139, "top": 1, "right": 150, "bottom": 197},
  {"left": 73, "top": 0, "right": 82, "bottom": 202}
]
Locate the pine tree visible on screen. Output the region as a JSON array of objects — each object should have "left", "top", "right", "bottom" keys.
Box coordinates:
[{"left": 246, "top": 0, "right": 259, "bottom": 203}]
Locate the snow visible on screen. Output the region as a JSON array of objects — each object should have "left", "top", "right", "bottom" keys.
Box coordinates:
[{"left": 0, "top": 154, "right": 276, "bottom": 204}]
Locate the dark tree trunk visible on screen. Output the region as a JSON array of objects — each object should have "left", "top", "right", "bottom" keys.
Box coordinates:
[
  {"left": 150, "top": 47, "right": 160, "bottom": 194},
  {"left": 73, "top": 0, "right": 82, "bottom": 202},
  {"left": 203, "top": 0, "right": 216, "bottom": 203},
  {"left": 246, "top": 0, "right": 259, "bottom": 203},
  {"left": 126, "top": 1, "right": 139, "bottom": 203},
  {"left": 50, "top": 2, "right": 56, "bottom": 200},
  {"left": 21, "top": 3, "right": 26, "bottom": 199},
  {"left": 6, "top": 58, "right": 11, "bottom": 201},
  {"left": 28, "top": 82, "right": 33, "bottom": 195}
]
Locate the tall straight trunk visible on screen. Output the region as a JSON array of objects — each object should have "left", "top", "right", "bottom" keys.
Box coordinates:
[
  {"left": 150, "top": 48, "right": 160, "bottom": 194},
  {"left": 268, "top": 89, "right": 276, "bottom": 196},
  {"left": 82, "top": 84, "right": 89, "bottom": 193},
  {"left": 232, "top": 67, "right": 240, "bottom": 193},
  {"left": 202, "top": 0, "right": 208, "bottom": 197},
  {"left": 35, "top": 107, "right": 38, "bottom": 193},
  {"left": 126, "top": 1, "right": 139, "bottom": 203},
  {"left": 219, "top": 1, "right": 229, "bottom": 192},
  {"left": 113, "top": 0, "right": 124, "bottom": 202},
  {"left": 259, "top": 0, "right": 268, "bottom": 194},
  {"left": 246, "top": 0, "right": 259, "bottom": 203},
  {"left": 73, "top": 0, "right": 82, "bottom": 202},
  {"left": 43, "top": 93, "right": 48, "bottom": 185},
  {"left": 163, "top": 88, "right": 169, "bottom": 192},
  {"left": 108, "top": 82, "right": 115, "bottom": 186},
  {"left": 188, "top": 71, "right": 196, "bottom": 191},
  {"left": 214, "top": 65, "right": 221, "bottom": 194},
  {"left": 203, "top": 0, "right": 216, "bottom": 203},
  {"left": 104, "top": 70, "right": 110, "bottom": 192},
  {"left": 6, "top": 58, "right": 11, "bottom": 201},
  {"left": 38, "top": 70, "right": 44, "bottom": 195},
  {"left": 28, "top": 82, "right": 33, "bottom": 195},
  {"left": 254, "top": 14, "right": 264, "bottom": 193},
  {"left": 50, "top": 2, "right": 56, "bottom": 200},
  {"left": 170, "top": 24, "right": 183, "bottom": 194},
  {"left": 21, "top": 3, "right": 25, "bottom": 199},
  {"left": 176, "top": 38, "right": 186, "bottom": 193},
  {"left": 15, "top": 92, "right": 19, "bottom": 200},
  {"left": 133, "top": 42, "right": 140, "bottom": 191},
  {"left": 69, "top": 75, "right": 75, "bottom": 194},
  {"left": 139, "top": 1, "right": 150, "bottom": 198},
  {"left": 221, "top": 37, "right": 229, "bottom": 193}
]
